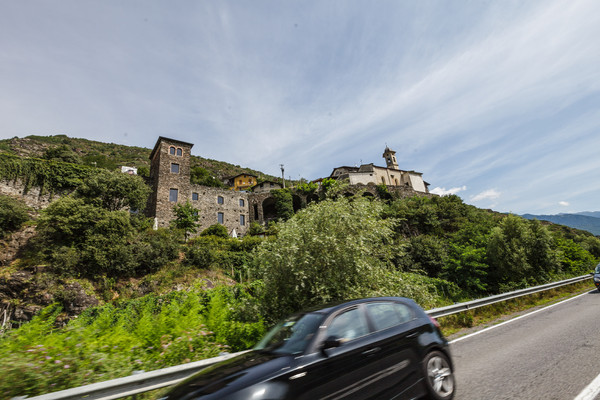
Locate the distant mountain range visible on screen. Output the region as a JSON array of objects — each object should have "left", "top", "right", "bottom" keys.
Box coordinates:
[{"left": 521, "top": 212, "right": 600, "bottom": 236}]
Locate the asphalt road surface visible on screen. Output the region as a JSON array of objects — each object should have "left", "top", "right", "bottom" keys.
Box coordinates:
[{"left": 449, "top": 290, "right": 600, "bottom": 400}]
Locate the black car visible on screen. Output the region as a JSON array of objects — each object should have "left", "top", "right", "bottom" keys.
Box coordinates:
[
  {"left": 157, "top": 297, "right": 455, "bottom": 400},
  {"left": 594, "top": 262, "right": 600, "bottom": 291}
]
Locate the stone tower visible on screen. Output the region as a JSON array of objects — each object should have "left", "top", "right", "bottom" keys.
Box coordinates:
[
  {"left": 148, "top": 137, "right": 194, "bottom": 228},
  {"left": 382, "top": 147, "right": 399, "bottom": 170}
]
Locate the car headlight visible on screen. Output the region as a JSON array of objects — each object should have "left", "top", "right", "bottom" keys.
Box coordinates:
[{"left": 594, "top": 277, "right": 600, "bottom": 282}]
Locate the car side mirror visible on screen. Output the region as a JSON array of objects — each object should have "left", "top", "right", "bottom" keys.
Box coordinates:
[{"left": 321, "top": 336, "right": 341, "bottom": 355}]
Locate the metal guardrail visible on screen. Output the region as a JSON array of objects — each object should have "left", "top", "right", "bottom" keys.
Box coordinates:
[
  {"left": 21, "top": 274, "right": 592, "bottom": 400},
  {"left": 427, "top": 274, "right": 592, "bottom": 318}
]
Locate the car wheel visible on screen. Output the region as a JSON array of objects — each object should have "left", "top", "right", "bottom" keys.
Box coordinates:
[{"left": 422, "top": 350, "right": 455, "bottom": 400}]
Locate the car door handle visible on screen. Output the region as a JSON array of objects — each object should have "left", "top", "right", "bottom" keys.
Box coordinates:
[{"left": 362, "top": 347, "right": 381, "bottom": 355}]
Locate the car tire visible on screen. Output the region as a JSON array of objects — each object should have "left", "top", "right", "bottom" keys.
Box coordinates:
[{"left": 422, "top": 350, "right": 455, "bottom": 400}]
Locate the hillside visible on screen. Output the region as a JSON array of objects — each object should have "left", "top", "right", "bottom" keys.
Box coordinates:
[
  {"left": 522, "top": 213, "right": 600, "bottom": 236},
  {"left": 0, "top": 134, "right": 279, "bottom": 182},
  {"left": 1, "top": 152, "right": 600, "bottom": 397}
]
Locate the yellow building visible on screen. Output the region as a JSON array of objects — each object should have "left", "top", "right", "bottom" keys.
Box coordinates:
[{"left": 228, "top": 174, "right": 258, "bottom": 191}]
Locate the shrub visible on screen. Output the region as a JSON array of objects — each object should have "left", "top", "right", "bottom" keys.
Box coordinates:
[
  {"left": 0, "top": 195, "right": 31, "bottom": 237},
  {"left": 200, "top": 224, "right": 229, "bottom": 238},
  {"left": 184, "top": 244, "right": 214, "bottom": 269}
]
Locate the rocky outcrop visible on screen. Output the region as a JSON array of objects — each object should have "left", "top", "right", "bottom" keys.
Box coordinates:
[
  {"left": 0, "top": 226, "right": 36, "bottom": 266},
  {"left": 0, "top": 269, "right": 100, "bottom": 330}
]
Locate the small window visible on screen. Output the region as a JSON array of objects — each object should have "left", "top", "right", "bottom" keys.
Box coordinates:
[
  {"left": 192, "top": 192, "right": 199, "bottom": 201},
  {"left": 366, "top": 302, "right": 413, "bottom": 331},
  {"left": 217, "top": 212, "right": 224, "bottom": 224},
  {"left": 240, "top": 215, "right": 246, "bottom": 226},
  {"left": 169, "top": 146, "right": 176, "bottom": 155},
  {"left": 169, "top": 188, "right": 178, "bottom": 202},
  {"left": 327, "top": 308, "right": 369, "bottom": 343},
  {"left": 171, "top": 163, "right": 180, "bottom": 173},
  {"left": 239, "top": 199, "right": 245, "bottom": 207},
  {"left": 217, "top": 196, "right": 224, "bottom": 205},
  {"left": 176, "top": 148, "right": 182, "bottom": 156}
]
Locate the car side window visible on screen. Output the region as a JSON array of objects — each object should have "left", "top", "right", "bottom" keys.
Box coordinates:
[
  {"left": 327, "top": 308, "right": 369, "bottom": 343},
  {"left": 366, "top": 302, "right": 413, "bottom": 331}
]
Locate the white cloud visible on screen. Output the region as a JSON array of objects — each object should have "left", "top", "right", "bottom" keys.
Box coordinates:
[
  {"left": 471, "top": 189, "right": 501, "bottom": 202},
  {"left": 559, "top": 201, "right": 570, "bottom": 206},
  {"left": 430, "top": 186, "right": 467, "bottom": 196}
]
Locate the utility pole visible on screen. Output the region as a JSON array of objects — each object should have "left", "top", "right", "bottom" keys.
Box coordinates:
[{"left": 280, "top": 164, "right": 285, "bottom": 188}]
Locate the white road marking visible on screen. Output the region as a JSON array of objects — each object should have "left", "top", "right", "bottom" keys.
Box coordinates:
[
  {"left": 449, "top": 291, "right": 591, "bottom": 344},
  {"left": 574, "top": 372, "right": 600, "bottom": 400}
]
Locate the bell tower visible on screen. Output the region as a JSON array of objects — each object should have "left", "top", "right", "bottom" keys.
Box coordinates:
[{"left": 382, "top": 146, "right": 399, "bottom": 170}]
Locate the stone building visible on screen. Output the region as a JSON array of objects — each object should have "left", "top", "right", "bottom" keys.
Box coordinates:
[
  {"left": 251, "top": 180, "right": 283, "bottom": 193},
  {"left": 329, "top": 146, "right": 429, "bottom": 193},
  {"left": 0, "top": 137, "right": 431, "bottom": 240},
  {"left": 147, "top": 137, "right": 250, "bottom": 236}
]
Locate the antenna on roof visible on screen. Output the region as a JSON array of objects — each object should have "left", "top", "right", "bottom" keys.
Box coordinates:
[{"left": 280, "top": 164, "right": 285, "bottom": 188}]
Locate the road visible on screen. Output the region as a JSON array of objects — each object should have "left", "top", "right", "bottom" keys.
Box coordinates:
[{"left": 449, "top": 290, "right": 600, "bottom": 400}]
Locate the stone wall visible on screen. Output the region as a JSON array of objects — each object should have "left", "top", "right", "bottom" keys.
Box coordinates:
[{"left": 0, "top": 179, "right": 64, "bottom": 209}]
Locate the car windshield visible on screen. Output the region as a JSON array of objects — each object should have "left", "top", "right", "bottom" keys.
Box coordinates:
[
  {"left": 595, "top": 263, "right": 600, "bottom": 274},
  {"left": 254, "top": 312, "right": 324, "bottom": 355}
]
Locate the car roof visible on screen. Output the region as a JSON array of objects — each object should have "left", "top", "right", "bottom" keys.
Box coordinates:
[{"left": 301, "top": 296, "right": 416, "bottom": 315}]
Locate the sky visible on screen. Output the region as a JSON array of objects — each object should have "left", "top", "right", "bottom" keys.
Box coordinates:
[{"left": 1, "top": 1, "right": 599, "bottom": 215}]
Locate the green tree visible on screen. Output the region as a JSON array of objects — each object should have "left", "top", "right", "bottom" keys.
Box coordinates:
[
  {"left": 295, "top": 181, "right": 318, "bottom": 194},
  {"left": 171, "top": 201, "right": 200, "bottom": 242},
  {"left": 190, "top": 166, "right": 225, "bottom": 188},
  {"left": 442, "top": 243, "right": 488, "bottom": 295},
  {"left": 271, "top": 188, "right": 294, "bottom": 221},
  {"left": 0, "top": 195, "right": 31, "bottom": 238},
  {"left": 404, "top": 235, "right": 448, "bottom": 277},
  {"left": 75, "top": 169, "right": 150, "bottom": 211},
  {"left": 252, "top": 197, "right": 396, "bottom": 319},
  {"left": 486, "top": 215, "right": 533, "bottom": 292},
  {"left": 43, "top": 144, "right": 81, "bottom": 164},
  {"left": 526, "top": 219, "right": 560, "bottom": 280},
  {"left": 35, "top": 196, "right": 177, "bottom": 277},
  {"left": 554, "top": 236, "right": 597, "bottom": 274}
]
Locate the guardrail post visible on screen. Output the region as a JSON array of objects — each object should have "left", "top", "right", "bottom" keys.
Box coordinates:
[{"left": 130, "top": 370, "right": 145, "bottom": 400}]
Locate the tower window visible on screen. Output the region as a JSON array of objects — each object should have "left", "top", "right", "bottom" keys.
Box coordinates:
[
  {"left": 171, "top": 163, "right": 180, "bottom": 173},
  {"left": 192, "top": 192, "right": 199, "bottom": 201},
  {"left": 169, "top": 188, "right": 178, "bottom": 202},
  {"left": 169, "top": 146, "right": 176, "bottom": 155},
  {"left": 217, "top": 196, "right": 224, "bottom": 205},
  {"left": 217, "top": 212, "right": 224, "bottom": 224},
  {"left": 240, "top": 215, "right": 246, "bottom": 226},
  {"left": 239, "top": 199, "right": 245, "bottom": 207},
  {"left": 177, "top": 148, "right": 182, "bottom": 156}
]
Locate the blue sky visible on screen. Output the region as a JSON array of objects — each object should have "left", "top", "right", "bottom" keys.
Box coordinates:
[{"left": 1, "top": 1, "right": 599, "bottom": 215}]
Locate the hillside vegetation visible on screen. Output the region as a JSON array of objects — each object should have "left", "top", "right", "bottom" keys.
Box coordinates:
[
  {"left": 0, "top": 141, "right": 599, "bottom": 397},
  {"left": 0, "top": 134, "right": 279, "bottom": 182}
]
